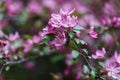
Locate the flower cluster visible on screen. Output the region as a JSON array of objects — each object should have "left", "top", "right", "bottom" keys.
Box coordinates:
[
  {"left": 0, "top": 0, "right": 120, "bottom": 80},
  {"left": 42, "top": 9, "right": 79, "bottom": 50},
  {"left": 105, "top": 52, "right": 120, "bottom": 79}
]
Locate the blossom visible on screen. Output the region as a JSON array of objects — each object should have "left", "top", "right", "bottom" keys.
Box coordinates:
[
  {"left": 6, "top": 0, "right": 23, "bottom": 15},
  {"left": 0, "top": 40, "right": 10, "bottom": 58},
  {"left": 92, "top": 48, "right": 106, "bottom": 59},
  {"left": 112, "top": 17, "right": 120, "bottom": 27},
  {"left": 8, "top": 32, "right": 19, "bottom": 41},
  {"left": 48, "top": 31, "right": 66, "bottom": 50},
  {"left": 48, "top": 9, "right": 78, "bottom": 29},
  {"left": 60, "top": 8, "right": 75, "bottom": 16},
  {"left": 33, "top": 32, "right": 43, "bottom": 44},
  {"left": 103, "top": 1, "right": 116, "bottom": 16},
  {"left": 53, "top": 31, "right": 66, "bottom": 47},
  {"left": 42, "top": 0, "right": 56, "bottom": 10},
  {"left": 61, "top": 16, "right": 78, "bottom": 28},
  {"left": 42, "top": 9, "right": 79, "bottom": 50},
  {"left": 114, "top": 51, "right": 120, "bottom": 64},
  {"left": 100, "top": 16, "right": 120, "bottom": 27},
  {"left": 105, "top": 59, "right": 120, "bottom": 79},
  {"left": 79, "top": 14, "right": 100, "bottom": 26},
  {"left": 88, "top": 26, "right": 98, "bottom": 38},
  {"left": 27, "top": 1, "right": 41, "bottom": 14},
  {"left": 49, "top": 14, "right": 62, "bottom": 28},
  {"left": 23, "top": 39, "right": 33, "bottom": 53}
]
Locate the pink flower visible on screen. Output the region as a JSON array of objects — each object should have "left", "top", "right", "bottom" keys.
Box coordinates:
[
  {"left": 100, "top": 16, "right": 120, "bottom": 27},
  {"left": 61, "top": 16, "right": 78, "bottom": 28},
  {"left": 105, "top": 59, "right": 120, "bottom": 79},
  {"left": 8, "top": 32, "right": 19, "bottom": 41},
  {"left": 64, "top": 67, "right": 71, "bottom": 76},
  {"left": 79, "top": 14, "right": 100, "bottom": 26},
  {"left": 101, "top": 33, "right": 114, "bottom": 46},
  {"left": 6, "top": 0, "right": 23, "bottom": 15},
  {"left": 53, "top": 32, "right": 66, "bottom": 47},
  {"left": 49, "top": 9, "right": 78, "bottom": 29},
  {"left": 0, "top": 40, "right": 10, "bottom": 56},
  {"left": 42, "top": 9, "right": 79, "bottom": 50},
  {"left": 75, "top": 71, "right": 82, "bottom": 80},
  {"left": 88, "top": 26, "right": 98, "bottom": 38},
  {"left": 114, "top": 52, "right": 120, "bottom": 64},
  {"left": 27, "top": 1, "right": 41, "bottom": 14},
  {"left": 49, "top": 14, "right": 62, "bottom": 28},
  {"left": 42, "top": 0, "right": 56, "bottom": 10},
  {"left": 23, "top": 39, "right": 33, "bottom": 53},
  {"left": 33, "top": 32, "right": 42, "bottom": 44},
  {"left": 103, "top": 1, "right": 116, "bottom": 16},
  {"left": 60, "top": 8, "right": 75, "bottom": 16},
  {"left": 92, "top": 48, "right": 106, "bottom": 59},
  {"left": 112, "top": 17, "right": 120, "bottom": 27}
]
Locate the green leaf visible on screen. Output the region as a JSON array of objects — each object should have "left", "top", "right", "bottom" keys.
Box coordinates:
[
  {"left": 80, "top": 40, "right": 86, "bottom": 45},
  {"left": 72, "top": 50, "right": 79, "bottom": 59},
  {"left": 80, "top": 76, "right": 85, "bottom": 80},
  {"left": 74, "top": 38, "right": 80, "bottom": 44},
  {"left": 13, "top": 55, "right": 18, "bottom": 60},
  {"left": 90, "top": 70, "right": 96, "bottom": 80},
  {"left": 68, "top": 32, "right": 75, "bottom": 39},
  {"left": 83, "top": 65, "right": 89, "bottom": 74},
  {"left": 23, "top": 35, "right": 32, "bottom": 39},
  {"left": 50, "top": 54, "right": 65, "bottom": 63},
  {"left": 39, "top": 37, "right": 53, "bottom": 45},
  {"left": 5, "top": 66, "right": 10, "bottom": 71},
  {"left": 0, "top": 54, "right": 3, "bottom": 59},
  {"left": 70, "top": 40, "right": 78, "bottom": 50},
  {"left": 98, "top": 62, "right": 104, "bottom": 67},
  {"left": 73, "top": 26, "right": 84, "bottom": 33}
]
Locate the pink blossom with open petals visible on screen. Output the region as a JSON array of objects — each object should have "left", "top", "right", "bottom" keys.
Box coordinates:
[
  {"left": 114, "top": 51, "right": 120, "bottom": 64},
  {"left": 60, "top": 8, "right": 75, "bottom": 16},
  {"left": 8, "top": 32, "right": 19, "bottom": 41},
  {"left": 27, "top": 1, "right": 41, "bottom": 14},
  {"left": 33, "top": 32, "right": 43, "bottom": 44},
  {"left": 50, "top": 31, "right": 66, "bottom": 47},
  {"left": 6, "top": 0, "right": 23, "bottom": 15},
  {"left": 43, "top": 9, "right": 79, "bottom": 50},
  {"left": 23, "top": 39, "right": 33, "bottom": 53},
  {"left": 105, "top": 59, "right": 120, "bottom": 79},
  {"left": 88, "top": 26, "right": 98, "bottom": 38},
  {"left": 61, "top": 16, "right": 78, "bottom": 28},
  {"left": 92, "top": 48, "right": 106, "bottom": 59},
  {"left": 0, "top": 40, "right": 10, "bottom": 59},
  {"left": 49, "top": 9, "right": 78, "bottom": 29},
  {"left": 103, "top": 1, "right": 116, "bottom": 16},
  {"left": 49, "top": 14, "right": 62, "bottom": 28}
]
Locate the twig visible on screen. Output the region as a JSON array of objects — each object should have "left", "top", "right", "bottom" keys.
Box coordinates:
[
  {"left": 79, "top": 52, "right": 93, "bottom": 70},
  {"left": 5, "top": 59, "right": 25, "bottom": 65},
  {"left": 0, "top": 64, "right": 5, "bottom": 75},
  {"left": 73, "top": 40, "right": 93, "bottom": 70},
  {"left": 0, "top": 59, "right": 25, "bottom": 75},
  {"left": 0, "top": 54, "right": 40, "bottom": 75}
]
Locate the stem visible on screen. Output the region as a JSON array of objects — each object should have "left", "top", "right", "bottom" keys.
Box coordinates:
[
  {"left": 0, "top": 64, "right": 5, "bottom": 75},
  {"left": 79, "top": 52, "right": 93, "bottom": 70},
  {"left": 73, "top": 40, "right": 93, "bottom": 70},
  {"left": 0, "top": 54, "right": 39, "bottom": 75},
  {"left": 0, "top": 59, "right": 25, "bottom": 75},
  {"left": 111, "top": 29, "right": 120, "bottom": 51}
]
